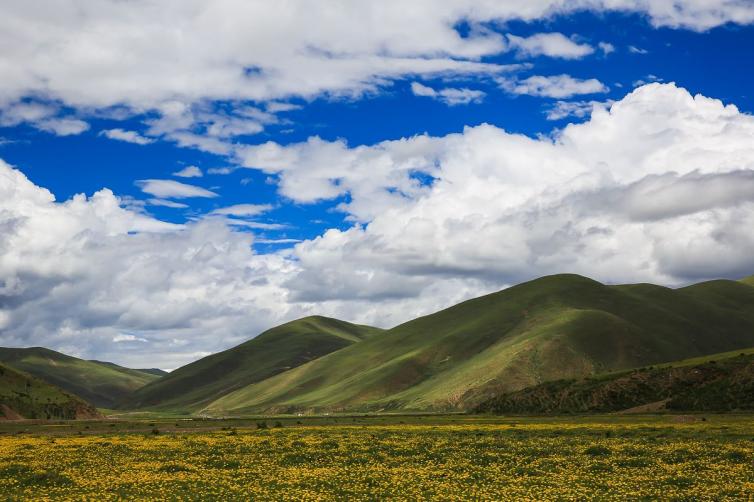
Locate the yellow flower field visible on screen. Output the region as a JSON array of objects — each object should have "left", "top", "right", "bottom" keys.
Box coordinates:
[{"left": 1, "top": 418, "right": 753, "bottom": 500}]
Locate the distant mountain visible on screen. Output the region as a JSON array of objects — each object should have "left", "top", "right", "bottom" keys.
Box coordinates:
[
  {"left": 118, "top": 316, "right": 383, "bottom": 413},
  {"left": 0, "top": 347, "right": 162, "bottom": 408},
  {"left": 474, "top": 348, "right": 754, "bottom": 414},
  {"left": 0, "top": 363, "right": 101, "bottom": 420},
  {"left": 201, "top": 274, "right": 754, "bottom": 415}
]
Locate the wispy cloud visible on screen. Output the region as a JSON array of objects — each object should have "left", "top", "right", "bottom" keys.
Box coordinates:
[
  {"left": 101, "top": 128, "right": 154, "bottom": 145},
  {"left": 507, "top": 33, "right": 594, "bottom": 59},
  {"left": 211, "top": 204, "right": 273, "bottom": 217},
  {"left": 173, "top": 165, "right": 203, "bottom": 178},
  {"left": 499, "top": 74, "right": 608, "bottom": 98},
  {"left": 410, "top": 82, "right": 486, "bottom": 106},
  {"left": 136, "top": 179, "right": 219, "bottom": 199}
]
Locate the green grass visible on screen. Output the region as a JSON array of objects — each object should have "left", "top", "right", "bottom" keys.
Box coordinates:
[
  {"left": 0, "top": 347, "right": 161, "bottom": 408},
  {"left": 204, "top": 274, "right": 754, "bottom": 415},
  {"left": 0, "top": 363, "right": 99, "bottom": 420},
  {"left": 475, "top": 349, "right": 754, "bottom": 414},
  {"left": 119, "top": 316, "right": 383, "bottom": 413}
]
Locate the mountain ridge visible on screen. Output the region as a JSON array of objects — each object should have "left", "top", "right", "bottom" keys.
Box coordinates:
[{"left": 202, "top": 273, "right": 754, "bottom": 415}]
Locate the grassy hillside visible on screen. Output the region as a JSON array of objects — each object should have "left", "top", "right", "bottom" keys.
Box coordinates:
[
  {"left": 0, "top": 363, "right": 101, "bottom": 420},
  {"left": 119, "top": 316, "right": 382, "bottom": 413},
  {"left": 0, "top": 347, "right": 161, "bottom": 408},
  {"left": 475, "top": 348, "right": 754, "bottom": 414},
  {"left": 204, "top": 274, "right": 754, "bottom": 415}
]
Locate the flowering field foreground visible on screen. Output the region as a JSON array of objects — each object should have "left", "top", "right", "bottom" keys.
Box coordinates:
[{"left": 1, "top": 417, "right": 754, "bottom": 500}]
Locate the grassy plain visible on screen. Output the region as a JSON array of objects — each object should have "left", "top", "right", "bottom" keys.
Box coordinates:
[{"left": 1, "top": 414, "right": 753, "bottom": 500}]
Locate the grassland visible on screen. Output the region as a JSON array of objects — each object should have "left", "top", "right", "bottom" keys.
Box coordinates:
[
  {"left": 1, "top": 415, "right": 753, "bottom": 499},
  {"left": 0, "top": 363, "right": 100, "bottom": 420},
  {"left": 204, "top": 274, "right": 754, "bottom": 415},
  {"left": 120, "top": 316, "right": 383, "bottom": 413},
  {"left": 0, "top": 347, "right": 161, "bottom": 408},
  {"left": 476, "top": 349, "right": 754, "bottom": 415}
]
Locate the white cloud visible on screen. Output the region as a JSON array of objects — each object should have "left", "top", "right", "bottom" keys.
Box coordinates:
[
  {"left": 633, "top": 74, "right": 664, "bottom": 87},
  {"left": 0, "top": 101, "right": 89, "bottom": 136},
  {"left": 598, "top": 42, "right": 615, "bottom": 55},
  {"left": 410, "top": 82, "right": 486, "bottom": 106},
  {"left": 147, "top": 198, "right": 190, "bottom": 209},
  {"left": 239, "top": 83, "right": 754, "bottom": 306},
  {"left": 113, "top": 333, "right": 147, "bottom": 343},
  {"left": 210, "top": 204, "right": 273, "bottom": 217},
  {"left": 173, "top": 165, "right": 203, "bottom": 178},
  {"left": 0, "top": 158, "right": 295, "bottom": 368},
  {"left": 136, "top": 179, "right": 219, "bottom": 199},
  {"left": 499, "top": 74, "right": 609, "bottom": 98},
  {"left": 3, "top": 83, "right": 754, "bottom": 368},
  {"left": 35, "top": 118, "right": 90, "bottom": 136},
  {"left": 266, "top": 102, "right": 302, "bottom": 113},
  {"left": 545, "top": 99, "right": 614, "bottom": 120},
  {"left": 629, "top": 45, "right": 649, "bottom": 54},
  {"left": 0, "top": 1, "right": 751, "bottom": 143},
  {"left": 101, "top": 128, "right": 154, "bottom": 145},
  {"left": 506, "top": 33, "right": 594, "bottom": 59}
]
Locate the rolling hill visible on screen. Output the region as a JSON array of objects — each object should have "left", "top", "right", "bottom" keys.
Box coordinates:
[
  {"left": 118, "top": 316, "right": 383, "bottom": 413},
  {"left": 0, "top": 363, "right": 101, "bottom": 420},
  {"left": 474, "top": 348, "right": 754, "bottom": 414},
  {"left": 201, "top": 274, "right": 754, "bottom": 415},
  {"left": 0, "top": 347, "right": 162, "bottom": 408}
]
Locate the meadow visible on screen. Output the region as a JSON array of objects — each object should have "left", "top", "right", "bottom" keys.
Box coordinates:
[{"left": 1, "top": 415, "right": 753, "bottom": 500}]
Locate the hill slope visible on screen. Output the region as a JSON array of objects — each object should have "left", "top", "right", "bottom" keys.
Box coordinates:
[
  {"left": 204, "top": 274, "right": 754, "bottom": 415},
  {"left": 0, "top": 363, "right": 101, "bottom": 420},
  {"left": 0, "top": 347, "right": 161, "bottom": 408},
  {"left": 119, "top": 316, "right": 382, "bottom": 412},
  {"left": 474, "top": 349, "right": 754, "bottom": 414}
]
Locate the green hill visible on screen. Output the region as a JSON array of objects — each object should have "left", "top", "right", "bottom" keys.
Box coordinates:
[
  {"left": 474, "top": 348, "right": 754, "bottom": 414},
  {"left": 203, "top": 274, "right": 754, "bottom": 415},
  {"left": 0, "top": 347, "right": 162, "bottom": 408},
  {"left": 0, "top": 363, "right": 101, "bottom": 420},
  {"left": 118, "top": 316, "right": 382, "bottom": 413}
]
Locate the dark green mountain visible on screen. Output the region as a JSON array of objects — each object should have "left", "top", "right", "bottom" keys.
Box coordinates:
[
  {"left": 474, "top": 348, "right": 754, "bottom": 414},
  {"left": 118, "top": 316, "right": 383, "bottom": 413},
  {"left": 0, "top": 347, "right": 161, "bottom": 408},
  {"left": 202, "top": 274, "right": 754, "bottom": 415},
  {"left": 0, "top": 363, "right": 101, "bottom": 420}
]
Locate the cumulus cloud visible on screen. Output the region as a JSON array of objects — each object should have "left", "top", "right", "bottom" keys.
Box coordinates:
[
  {"left": 173, "top": 166, "right": 203, "bottom": 178},
  {"left": 506, "top": 33, "right": 595, "bottom": 59},
  {"left": 101, "top": 129, "right": 154, "bottom": 145},
  {"left": 0, "top": 159, "right": 298, "bottom": 368},
  {"left": 136, "top": 179, "right": 219, "bottom": 199},
  {"left": 499, "top": 74, "right": 609, "bottom": 98},
  {"left": 3, "top": 83, "right": 754, "bottom": 368},
  {"left": 240, "top": 83, "right": 754, "bottom": 305},
  {"left": 410, "top": 82, "right": 486, "bottom": 106}
]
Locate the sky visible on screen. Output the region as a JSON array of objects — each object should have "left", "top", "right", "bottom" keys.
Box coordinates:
[{"left": 1, "top": 1, "right": 754, "bottom": 369}]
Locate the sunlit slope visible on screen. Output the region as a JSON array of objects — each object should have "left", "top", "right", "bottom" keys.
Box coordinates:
[
  {"left": 205, "top": 274, "right": 754, "bottom": 415},
  {"left": 0, "top": 363, "right": 101, "bottom": 419},
  {"left": 120, "top": 316, "right": 382, "bottom": 412},
  {"left": 0, "top": 347, "right": 161, "bottom": 408}
]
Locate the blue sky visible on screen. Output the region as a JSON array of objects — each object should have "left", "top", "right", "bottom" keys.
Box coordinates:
[
  {"left": 2, "top": 2, "right": 754, "bottom": 368},
  {"left": 3, "top": 10, "right": 752, "bottom": 249}
]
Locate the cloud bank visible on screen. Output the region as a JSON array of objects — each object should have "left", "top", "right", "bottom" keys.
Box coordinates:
[{"left": 2, "top": 83, "right": 754, "bottom": 368}]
